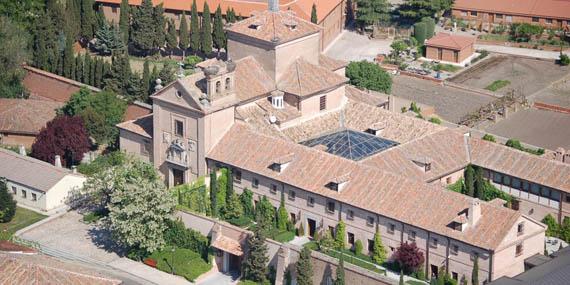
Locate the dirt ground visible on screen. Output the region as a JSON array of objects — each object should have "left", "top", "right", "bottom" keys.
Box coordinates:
[
  {"left": 450, "top": 55, "right": 570, "bottom": 97},
  {"left": 530, "top": 75, "right": 570, "bottom": 109}
]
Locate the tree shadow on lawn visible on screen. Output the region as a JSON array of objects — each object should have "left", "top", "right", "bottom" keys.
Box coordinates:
[{"left": 87, "top": 225, "right": 128, "bottom": 257}]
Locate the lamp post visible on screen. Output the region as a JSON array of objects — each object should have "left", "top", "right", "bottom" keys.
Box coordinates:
[{"left": 171, "top": 246, "right": 176, "bottom": 275}]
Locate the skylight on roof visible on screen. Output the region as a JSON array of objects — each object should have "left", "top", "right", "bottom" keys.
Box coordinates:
[{"left": 299, "top": 129, "right": 398, "bottom": 161}]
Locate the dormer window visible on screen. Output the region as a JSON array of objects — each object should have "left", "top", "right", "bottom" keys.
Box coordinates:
[
  {"left": 248, "top": 22, "right": 262, "bottom": 30},
  {"left": 271, "top": 153, "right": 294, "bottom": 172},
  {"left": 327, "top": 173, "right": 350, "bottom": 192},
  {"left": 411, "top": 156, "right": 432, "bottom": 172}
]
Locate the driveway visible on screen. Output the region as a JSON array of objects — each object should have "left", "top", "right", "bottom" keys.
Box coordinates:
[
  {"left": 18, "top": 211, "right": 193, "bottom": 285},
  {"left": 324, "top": 30, "right": 393, "bottom": 62}
]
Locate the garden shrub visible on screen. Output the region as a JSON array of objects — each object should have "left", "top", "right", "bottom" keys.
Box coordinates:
[
  {"left": 482, "top": 134, "right": 496, "bottom": 142},
  {"left": 485, "top": 80, "right": 511, "bottom": 91},
  {"left": 428, "top": 117, "right": 442, "bottom": 125},
  {"left": 0, "top": 179, "right": 16, "bottom": 223},
  {"left": 346, "top": 61, "right": 392, "bottom": 94},
  {"left": 228, "top": 216, "right": 254, "bottom": 228},
  {"left": 164, "top": 219, "right": 209, "bottom": 261},
  {"left": 354, "top": 240, "right": 363, "bottom": 255},
  {"left": 149, "top": 247, "right": 212, "bottom": 281},
  {"left": 413, "top": 21, "right": 427, "bottom": 44},
  {"left": 77, "top": 151, "right": 126, "bottom": 176},
  {"left": 560, "top": 53, "right": 570, "bottom": 66},
  {"left": 172, "top": 177, "right": 209, "bottom": 214}
]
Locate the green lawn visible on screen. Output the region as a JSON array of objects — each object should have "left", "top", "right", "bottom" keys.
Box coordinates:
[
  {"left": 0, "top": 207, "right": 47, "bottom": 240},
  {"left": 406, "top": 280, "right": 426, "bottom": 285},
  {"left": 148, "top": 247, "right": 212, "bottom": 281},
  {"left": 485, "top": 80, "right": 511, "bottom": 91}
]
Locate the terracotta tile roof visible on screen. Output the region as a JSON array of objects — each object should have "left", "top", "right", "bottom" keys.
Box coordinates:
[
  {"left": 345, "top": 85, "right": 389, "bottom": 107},
  {"left": 453, "top": 0, "right": 570, "bottom": 20},
  {"left": 0, "top": 99, "right": 63, "bottom": 135},
  {"left": 426, "top": 33, "right": 476, "bottom": 50},
  {"left": 0, "top": 148, "right": 84, "bottom": 192},
  {"left": 278, "top": 58, "right": 348, "bottom": 97},
  {"left": 211, "top": 235, "right": 244, "bottom": 256},
  {"left": 0, "top": 253, "right": 121, "bottom": 285},
  {"left": 124, "top": 102, "right": 152, "bottom": 121},
  {"left": 226, "top": 10, "right": 321, "bottom": 44},
  {"left": 207, "top": 123, "right": 522, "bottom": 250},
  {"left": 255, "top": 97, "right": 302, "bottom": 123},
  {"left": 117, "top": 114, "right": 153, "bottom": 139},
  {"left": 234, "top": 56, "right": 275, "bottom": 102},
  {"left": 22, "top": 66, "right": 100, "bottom": 102},
  {"left": 319, "top": 54, "right": 348, "bottom": 71},
  {"left": 96, "top": 0, "right": 344, "bottom": 25},
  {"left": 469, "top": 137, "right": 570, "bottom": 194}
]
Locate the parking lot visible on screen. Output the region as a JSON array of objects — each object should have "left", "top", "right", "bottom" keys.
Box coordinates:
[{"left": 450, "top": 55, "right": 570, "bottom": 96}]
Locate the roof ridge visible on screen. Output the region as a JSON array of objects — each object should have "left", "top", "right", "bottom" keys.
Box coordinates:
[{"left": 0, "top": 148, "right": 72, "bottom": 175}]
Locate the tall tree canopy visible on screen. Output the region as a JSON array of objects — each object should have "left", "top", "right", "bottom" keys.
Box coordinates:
[
  {"left": 212, "top": 5, "right": 226, "bottom": 53},
  {"left": 190, "top": 0, "right": 200, "bottom": 53},
  {"left": 119, "top": 0, "right": 130, "bottom": 43},
  {"left": 179, "top": 12, "right": 190, "bottom": 52},
  {"left": 356, "top": 0, "right": 391, "bottom": 27},
  {"left": 346, "top": 60, "right": 392, "bottom": 94},
  {"left": 296, "top": 246, "right": 313, "bottom": 285},
  {"left": 242, "top": 228, "right": 269, "bottom": 283},
  {"left": 0, "top": 178, "right": 17, "bottom": 223},
  {"left": 0, "top": 17, "right": 30, "bottom": 98},
  {"left": 201, "top": 2, "right": 213, "bottom": 55},
  {"left": 131, "top": 0, "right": 156, "bottom": 54},
  {"left": 311, "top": 4, "right": 318, "bottom": 24}
]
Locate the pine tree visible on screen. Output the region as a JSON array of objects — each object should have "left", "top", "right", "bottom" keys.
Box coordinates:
[
  {"left": 464, "top": 164, "right": 475, "bottom": 197},
  {"left": 277, "top": 191, "right": 289, "bottom": 231},
  {"left": 95, "top": 21, "right": 125, "bottom": 55},
  {"left": 201, "top": 2, "right": 213, "bottom": 55},
  {"left": 131, "top": 0, "right": 156, "bottom": 55},
  {"left": 356, "top": 0, "right": 391, "bottom": 28},
  {"left": 296, "top": 246, "right": 313, "bottom": 285},
  {"left": 84, "top": 52, "right": 92, "bottom": 85},
  {"left": 142, "top": 60, "right": 151, "bottom": 99},
  {"left": 335, "top": 220, "right": 347, "bottom": 250},
  {"left": 242, "top": 228, "right": 269, "bottom": 283},
  {"left": 165, "top": 19, "right": 178, "bottom": 57},
  {"left": 179, "top": 12, "right": 190, "bottom": 55},
  {"left": 81, "top": 0, "right": 96, "bottom": 39},
  {"left": 372, "top": 230, "right": 387, "bottom": 264},
  {"left": 311, "top": 4, "right": 318, "bottom": 24},
  {"left": 212, "top": 5, "right": 225, "bottom": 53},
  {"left": 63, "top": 35, "right": 74, "bottom": 78},
  {"left": 66, "top": 0, "right": 82, "bottom": 40},
  {"left": 335, "top": 255, "right": 345, "bottom": 285},
  {"left": 119, "top": 0, "right": 130, "bottom": 43},
  {"left": 229, "top": 8, "right": 237, "bottom": 23},
  {"left": 95, "top": 57, "right": 104, "bottom": 88},
  {"left": 153, "top": 3, "right": 166, "bottom": 49},
  {"left": 0, "top": 178, "right": 17, "bottom": 223},
  {"left": 472, "top": 256, "right": 479, "bottom": 285},
  {"left": 210, "top": 168, "right": 218, "bottom": 217},
  {"left": 75, "top": 54, "right": 83, "bottom": 83},
  {"left": 190, "top": 0, "right": 200, "bottom": 53},
  {"left": 399, "top": 0, "right": 436, "bottom": 22}
]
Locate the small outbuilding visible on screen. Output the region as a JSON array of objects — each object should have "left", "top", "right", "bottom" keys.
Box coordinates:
[{"left": 425, "top": 33, "right": 476, "bottom": 65}]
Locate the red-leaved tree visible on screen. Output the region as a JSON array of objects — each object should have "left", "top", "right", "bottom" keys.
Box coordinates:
[
  {"left": 31, "top": 116, "right": 91, "bottom": 167},
  {"left": 395, "top": 242, "right": 425, "bottom": 274}
]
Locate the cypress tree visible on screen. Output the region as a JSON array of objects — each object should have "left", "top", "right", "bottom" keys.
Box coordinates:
[
  {"left": 472, "top": 257, "right": 479, "bottom": 285},
  {"left": 242, "top": 228, "right": 269, "bottom": 283},
  {"left": 372, "top": 230, "right": 387, "bottom": 264},
  {"left": 240, "top": 188, "right": 255, "bottom": 220},
  {"left": 201, "top": 3, "right": 213, "bottom": 55},
  {"left": 90, "top": 56, "right": 97, "bottom": 86},
  {"left": 75, "top": 54, "right": 84, "bottom": 83},
  {"left": 179, "top": 12, "right": 190, "bottom": 55},
  {"left": 165, "top": 19, "right": 178, "bottom": 57},
  {"left": 230, "top": 8, "right": 237, "bottom": 23},
  {"left": 296, "top": 246, "right": 313, "bottom": 285},
  {"left": 210, "top": 168, "right": 218, "bottom": 217},
  {"left": 311, "top": 4, "right": 318, "bottom": 24},
  {"left": 119, "top": 0, "right": 130, "bottom": 43},
  {"left": 81, "top": 0, "right": 96, "bottom": 39},
  {"left": 142, "top": 60, "right": 151, "bottom": 99},
  {"left": 95, "top": 57, "right": 104, "bottom": 88},
  {"left": 213, "top": 5, "right": 225, "bottom": 54},
  {"left": 153, "top": 3, "right": 166, "bottom": 49},
  {"left": 70, "top": 54, "right": 77, "bottom": 81},
  {"left": 464, "top": 164, "right": 475, "bottom": 197},
  {"left": 225, "top": 7, "right": 232, "bottom": 23},
  {"left": 84, "top": 52, "right": 92, "bottom": 85},
  {"left": 63, "top": 35, "right": 74, "bottom": 78},
  {"left": 474, "top": 166, "right": 485, "bottom": 200},
  {"left": 0, "top": 178, "right": 17, "bottom": 223},
  {"left": 131, "top": 0, "right": 156, "bottom": 55},
  {"left": 67, "top": 0, "right": 82, "bottom": 40},
  {"left": 277, "top": 191, "right": 289, "bottom": 231},
  {"left": 190, "top": 0, "right": 200, "bottom": 53},
  {"left": 335, "top": 255, "right": 345, "bottom": 285},
  {"left": 226, "top": 168, "right": 234, "bottom": 199},
  {"left": 335, "top": 220, "right": 347, "bottom": 250}
]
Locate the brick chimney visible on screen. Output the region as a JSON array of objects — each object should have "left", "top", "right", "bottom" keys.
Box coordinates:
[
  {"left": 268, "top": 0, "right": 279, "bottom": 12},
  {"left": 469, "top": 198, "right": 481, "bottom": 227},
  {"left": 54, "top": 155, "right": 62, "bottom": 168}
]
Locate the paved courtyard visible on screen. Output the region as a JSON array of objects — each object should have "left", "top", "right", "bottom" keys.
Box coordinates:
[
  {"left": 324, "top": 30, "right": 392, "bottom": 62},
  {"left": 484, "top": 109, "right": 570, "bottom": 150},
  {"left": 530, "top": 75, "right": 570, "bottom": 109},
  {"left": 391, "top": 75, "right": 494, "bottom": 123}
]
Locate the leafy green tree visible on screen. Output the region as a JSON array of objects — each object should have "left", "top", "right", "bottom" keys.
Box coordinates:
[
  {"left": 277, "top": 192, "right": 289, "bottom": 231},
  {"left": 94, "top": 21, "right": 125, "bottom": 55},
  {"left": 66, "top": 0, "right": 81, "bottom": 40},
  {"left": 472, "top": 256, "right": 479, "bottom": 285},
  {"left": 104, "top": 50, "right": 131, "bottom": 94},
  {"left": 356, "top": 0, "right": 391, "bottom": 28},
  {"left": 119, "top": 0, "right": 130, "bottom": 43},
  {"left": 213, "top": 5, "right": 225, "bottom": 54},
  {"left": 390, "top": 40, "right": 408, "bottom": 58},
  {"left": 560, "top": 53, "right": 570, "bottom": 66},
  {"left": 335, "top": 255, "right": 345, "bottom": 285},
  {"left": 209, "top": 168, "right": 218, "bottom": 217},
  {"left": 165, "top": 19, "right": 178, "bottom": 56},
  {"left": 542, "top": 214, "right": 560, "bottom": 237},
  {"left": 242, "top": 228, "right": 269, "bottom": 283},
  {"left": 311, "top": 4, "right": 318, "bottom": 24},
  {"left": 190, "top": 0, "right": 200, "bottom": 53},
  {"left": 142, "top": 60, "right": 151, "bottom": 99},
  {"left": 464, "top": 164, "right": 475, "bottom": 197},
  {"left": 0, "top": 16, "right": 30, "bottom": 99},
  {"left": 224, "top": 192, "right": 243, "bottom": 220},
  {"left": 399, "top": 0, "right": 436, "bottom": 22},
  {"left": 179, "top": 12, "right": 190, "bottom": 55},
  {"left": 201, "top": 2, "right": 213, "bottom": 55},
  {"left": 372, "top": 230, "right": 387, "bottom": 264},
  {"left": 0, "top": 178, "right": 16, "bottom": 223},
  {"left": 335, "top": 220, "right": 346, "bottom": 250},
  {"left": 346, "top": 61, "right": 392, "bottom": 94},
  {"left": 131, "top": 0, "right": 156, "bottom": 55},
  {"left": 296, "top": 246, "right": 313, "bottom": 285},
  {"left": 102, "top": 157, "right": 176, "bottom": 253},
  {"left": 81, "top": 0, "right": 96, "bottom": 39},
  {"left": 0, "top": 0, "right": 45, "bottom": 29},
  {"left": 240, "top": 188, "right": 255, "bottom": 219},
  {"left": 561, "top": 217, "right": 570, "bottom": 243},
  {"left": 152, "top": 3, "right": 166, "bottom": 49},
  {"left": 511, "top": 23, "right": 543, "bottom": 42},
  {"left": 354, "top": 239, "right": 363, "bottom": 255},
  {"left": 255, "top": 196, "right": 275, "bottom": 234}
]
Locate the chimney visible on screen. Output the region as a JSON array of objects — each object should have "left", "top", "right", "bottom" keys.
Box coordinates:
[
  {"left": 555, "top": 148, "right": 565, "bottom": 162},
  {"left": 468, "top": 198, "right": 481, "bottom": 226},
  {"left": 268, "top": 0, "right": 279, "bottom": 12},
  {"left": 18, "top": 145, "right": 26, "bottom": 156},
  {"left": 54, "top": 155, "right": 62, "bottom": 168},
  {"left": 270, "top": 90, "right": 284, "bottom": 109}
]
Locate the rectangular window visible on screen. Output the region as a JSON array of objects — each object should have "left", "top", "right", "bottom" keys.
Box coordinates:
[
  {"left": 493, "top": 173, "right": 502, "bottom": 183},
  {"left": 506, "top": 15, "right": 513, "bottom": 22},
  {"left": 454, "top": 51, "right": 459, "bottom": 62},
  {"left": 532, "top": 17, "right": 539, "bottom": 22},
  {"left": 31, "top": 193, "right": 37, "bottom": 201},
  {"left": 451, "top": 245, "right": 459, "bottom": 255},
  {"left": 21, "top": 190, "right": 27, "bottom": 199},
  {"left": 522, "top": 181, "right": 530, "bottom": 192},
  {"left": 470, "top": 11, "right": 477, "bottom": 17},
  {"left": 409, "top": 231, "right": 416, "bottom": 242},
  {"left": 566, "top": 194, "right": 570, "bottom": 203},
  {"left": 437, "top": 48, "right": 443, "bottom": 60},
  {"left": 368, "top": 239, "right": 375, "bottom": 252},
  {"left": 174, "top": 120, "right": 184, "bottom": 136},
  {"left": 141, "top": 140, "right": 151, "bottom": 155},
  {"left": 112, "top": 6, "right": 117, "bottom": 14},
  {"left": 289, "top": 190, "right": 296, "bottom": 201},
  {"left": 367, "top": 216, "right": 375, "bottom": 227},
  {"left": 234, "top": 170, "right": 242, "bottom": 183},
  {"left": 347, "top": 232, "right": 355, "bottom": 245},
  {"left": 516, "top": 243, "right": 524, "bottom": 257},
  {"left": 452, "top": 272, "right": 458, "bottom": 281},
  {"left": 431, "top": 238, "right": 438, "bottom": 248},
  {"left": 551, "top": 190, "right": 561, "bottom": 202},
  {"left": 531, "top": 184, "right": 540, "bottom": 195},
  {"left": 541, "top": 187, "right": 551, "bottom": 198},
  {"left": 329, "top": 226, "right": 335, "bottom": 236},
  {"left": 496, "top": 14, "right": 503, "bottom": 19},
  {"left": 326, "top": 201, "right": 335, "bottom": 213},
  {"left": 546, "top": 18, "right": 553, "bottom": 24},
  {"left": 11, "top": 186, "right": 16, "bottom": 194},
  {"left": 252, "top": 178, "right": 259, "bottom": 188},
  {"left": 347, "top": 210, "right": 354, "bottom": 220},
  {"left": 319, "top": 96, "right": 326, "bottom": 111},
  {"left": 308, "top": 196, "right": 315, "bottom": 207},
  {"left": 517, "top": 222, "right": 525, "bottom": 236},
  {"left": 461, "top": 11, "right": 467, "bottom": 17},
  {"left": 290, "top": 213, "right": 296, "bottom": 222},
  {"left": 503, "top": 175, "right": 511, "bottom": 186},
  {"left": 270, "top": 184, "right": 277, "bottom": 194},
  {"left": 388, "top": 223, "right": 395, "bottom": 234},
  {"left": 512, "top": 178, "right": 521, "bottom": 189}
]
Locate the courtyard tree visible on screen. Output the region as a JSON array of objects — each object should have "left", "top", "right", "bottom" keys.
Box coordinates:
[
  {"left": 277, "top": 191, "right": 289, "bottom": 231},
  {"left": 255, "top": 196, "right": 275, "bottom": 234},
  {"left": 311, "top": 4, "right": 318, "bottom": 24},
  {"left": 390, "top": 40, "right": 408, "bottom": 59},
  {"left": 0, "top": 178, "right": 16, "bottom": 223},
  {"left": 165, "top": 19, "right": 178, "bottom": 57},
  {"left": 335, "top": 255, "right": 345, "bottom": 285},
  {"left": 240, "top": 188, "right": 255, "bottom": 219},
  {"left": 179, "top": 12, "right": 190, "bottom": 56},
  {"left": 131, "top": 0, "right": 156, "bottom": 55},
  {"left": 190, "top": 0, "right": 200, "bottom": 53},
  {"left": 296, "top": 246, "right": 313, "bottom": 285},
  {"left": 464, "top": 164, "right": 475, "bottom": 197},
  {"left": 355, "top": 0, "right": 391, "bottom": 28},
  {"left": 542, "top": 214, "right": 560, "bottom": 237},
  {"left": 371, "top": 230, "right": 387, "bottom": 264},
  {"left": 209, "top": 168, "right": 218, "bottom": 217},
  {"left": 561, "top": 217, "right": 570, "bottom": 242},
  {"left": 346, "top": 61, "right": 392, "bottom": 94},
  {"left": 119, "top": 0, "right": 130, "bottom": 43},
  {"left": 242, "top": 228, "right": 269, "bottom": 283},
  {"left": 105, "top": 157, "right": 176, "bottom": 253},
  {"left": 213, "top": 5, "right": 226, "bottom": 54},
  {"left": 201, "top": 2, "right": 213, "bottom": 55},
  {"left": 31, "top": 116, "right": 91, "bottom": 167},
  {"left": 394, "top": 242, "right": 424, "bottom": 274},
  {"left": 335, "top": 220, "right": 347, "bottom": 250},
  {"left": 0, "top": 16, "right": 30, "bottom": 99}
]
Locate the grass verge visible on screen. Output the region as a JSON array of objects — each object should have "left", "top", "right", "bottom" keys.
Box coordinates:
[
  {"left": 0, "top": 207, "right": 47, "bottom": 240},
  {"left": 485, "top": 80, "right": 511, "bottom": 91},
  {"left": 148, "top": 246, "right": 212, "bottom": 281}
]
